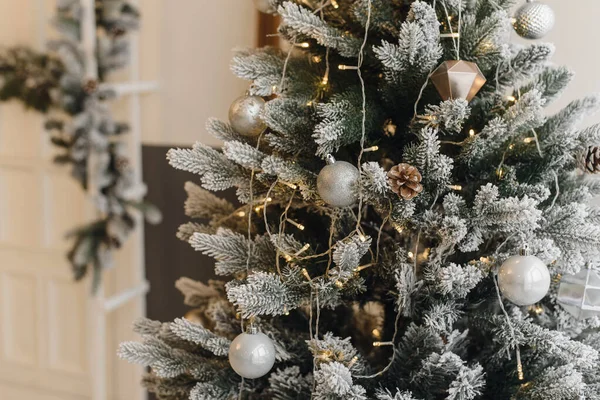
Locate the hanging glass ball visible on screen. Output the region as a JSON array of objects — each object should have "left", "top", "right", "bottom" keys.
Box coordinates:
[
  {"left": 513, "top": 0, "right": 555, "bottom": 40},
  {"left": 228, "top": 328, "right": 276, "bottom": 379},
  {"left": 317, "top": 155, "right": 360, "bottom": 208},
  {"left": 229, "top": 95, "right": 267, "bottom": 137},
  {"left": 498, "top": 249, "right": 551, "bottom": 306},
  {"left": 253, "top": 0, "right": 277, "bottom": 14}
]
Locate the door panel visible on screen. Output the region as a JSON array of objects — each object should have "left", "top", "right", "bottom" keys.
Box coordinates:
[{"left": 0, "top": 1, "right": 145, "bottom": 399}]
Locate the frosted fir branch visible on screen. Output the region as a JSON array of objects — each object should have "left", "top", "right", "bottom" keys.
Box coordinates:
[
  {"left": 222, "top": 140, "right": 267, "bottom": 170},
  {"left": 278, "top": 2, "right": 361, "bottom": 58},
  {"left": 167, "top": 142, "right": 246, "bottom": 191},
  {"left": 313, "top": 362, "right": 367, "bottom": 400},
  {"left": 518, "top": 364, "right": 585, "bottom": 400},
  {"left": 174, "top": 277, "right": 220, "bottom": 307},
  {"left": 313, "top": 88, "right": 382, "bottom": 157},
  {"left": 422, "top": 99, "right": 471, "bottom": 134},
  {"left": 206, "top": 117, "right": 247, "bottom": 143},
  {"left": 373, "top": 2, "right": 441, "bottom": 75},
  {"left": 263, "top": 97, "right": 317, "bottom": 155},
  {"left": 353, "top": 0, "right": 400, "bottom": 36},
  {"left": 231, "top": 47, "right": 284, "bottom": 83},
  {"left": 132, "top": 317, "right": 163, "bottom": 336},
  {"left": 470, "top": 183, "right": 542, "bottom": 235},
  {"left": 170, "top": 318, "right": 231, "bottom": 356},
  {"left": 360, "top": 161, "right": 392, "bottom": 205},
  {"left": 422, "top": 302, "right": 462, "bottom": 333},
  {"left": 376, "top": 389, "right": 420, "bottom": 400},
  {"left": 496, "top": 43, "right": 555, "bottom": 89},
  {"left": 395, "top": 263, "right": 421, "bottom": 317},
  {"left": 462, "top": 117, "right": 508, "bottom": 165},
  {"left": 413, "top": 352, "right": 472, "bottom": 395},
  {"left": 261, "top": 155, "right": 318, "bottom": 200},
  {"left": 446, "top": 363, "right": 486, "bottom": 400},
  {"left": 231, "top": 47, "right": 286, "bottom": 97},
  {"left": 403, "top": 127, "right": 453, "bottom": 190},
  {"left": 176, "top": 222, "right": 212, "bottom": 242},
  {"left": 308, "top": 333, "right": 363, "bottom": 373},
  {"left": 189, "top": 228, "right": 250, "bottom": 275},
  {"left": 540, "top": 203, "right": 600, "bottom": 274},
  {"left": 505, "top": 89, "right": 546, "bottom": 133},
  {"left": 575, "top": 123, "right": 600, "bottom": 154},
  {"left": 189, "top": 381, "right": 238, "bottom": 400},
  {"left": 435, "top": 263, "right": 483, "bottom": 298},
  {"left": 183, "top": 181, "right": 235, "bottom": 220},
  {"left": 459, "top": 10, "right": 509, "bottom": 70},
  {"left": 520, "top": 66, "right": 574, "bottom": 105},
  {"left": 331, "top": 235, "right": 372, "bottom": 281},
  {"left": 269, "top": 366, "right": 313, "bottom": 400},
  {"left": 226, "top": 272, "right": 303, "bottom": 318},
  {"left": 118, "top": 337, "right": 205, "bottom": 378},
  {"left": 443, "top": 193, "right": 467, "bottom": 217},
  {"left": 540, "top": 95, "right": 600, "bottom": 146},
  {"left": 492, "top": 316, "right": 599, "bottom": 372}
]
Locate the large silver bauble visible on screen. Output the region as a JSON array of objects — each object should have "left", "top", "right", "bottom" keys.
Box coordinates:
[
  {"left": 228, "top": 331, "right": 275, "bottom": 379},
  {"left": 498, "top": 254, "right": 551, "bottom": 306},
  {"left": 253, "top": 0, "right": 277, "bottom": 14},
  {"left": 513, "top": 0, "right": 555, "bottom": 40},
  {"left": 229, "top": 95, "right": 267, "bottom": 137},
  {"left": 317, "top": 156, "right": 360, "bottom": 208}
]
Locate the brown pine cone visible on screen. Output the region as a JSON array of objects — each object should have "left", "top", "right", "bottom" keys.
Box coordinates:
[
  {"left": 82, "top": 78, "right": 99, "bottom": 94},
  {"left": 387, "top": 163, "right": 423, "bottom": 200},
  {"left": 583, "top": 146, "right": 600, "bottom": 173}
]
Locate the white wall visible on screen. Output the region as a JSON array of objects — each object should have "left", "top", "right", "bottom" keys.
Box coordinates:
[{"left": 513, "top": 0, "right": 600, "bottom": 127}]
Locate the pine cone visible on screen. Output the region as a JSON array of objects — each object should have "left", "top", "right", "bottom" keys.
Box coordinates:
[
  {"left": 82, "top": 78, "right": 98, "bottom": 94},
  {"left": 387, "top": 163, "right": 423, "bottom": 200},
  {"left": 583, "top": 146, "right": 600, "bottom": 173}
]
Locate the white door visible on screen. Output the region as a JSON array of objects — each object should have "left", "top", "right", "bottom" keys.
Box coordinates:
[{"left": 0, "top": 1, "right": 147, "bottom": 399}]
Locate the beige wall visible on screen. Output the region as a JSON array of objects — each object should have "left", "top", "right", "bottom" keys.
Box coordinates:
[
  {"left": 139, "top": 1, "right": 600, "bottom": 148},
  {"left": 138, "top": 0, "right": 258, "bottom": 147}
]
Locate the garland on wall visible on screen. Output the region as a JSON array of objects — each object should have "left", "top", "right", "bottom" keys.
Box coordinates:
[{"left": 0, "top": 0, "right": 160, "bottom": 291}]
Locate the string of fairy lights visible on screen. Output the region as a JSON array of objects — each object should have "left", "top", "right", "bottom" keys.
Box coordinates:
[{"left": 228, "top": 0, "right": 561, "bottom": 392}]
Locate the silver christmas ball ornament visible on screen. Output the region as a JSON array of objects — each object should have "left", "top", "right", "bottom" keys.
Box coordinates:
[
  {"left": 498, "top": 246, "right": 551, "bottom": 306},
  {"left": 229, "top": 95, "right": 267, "bottom": 137},
  {"left": 513, "top": 0, "right": 555, "bottom": 40},
  {"left": 229, "top": 327, "right": 276, "bottom": 379},
  {"left": 317, "top": 155, "right": 360, "bottom": 208},
  {"left": 253, "top": 0, "right": 277, "bottom": 14}
]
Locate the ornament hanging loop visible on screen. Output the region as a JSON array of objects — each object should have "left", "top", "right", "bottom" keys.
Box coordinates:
[
  {"left": 519, "top": 244, "right": 531, "bottom": 256},
  {"left": 325, "top": 154, "right": 336, "bottom": 165}
]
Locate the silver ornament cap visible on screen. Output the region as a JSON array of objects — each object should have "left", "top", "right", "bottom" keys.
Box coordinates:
[
  {"left": 513, "top": 0, "right": 555, "bottom": 40},
  {"left": 253, "top": 0, "right": 278, "bottom": 14},
  {"left": 228, "top": 329, "right": 276, "bottom": 379},
  {"left": 229, "top": 95, "right": 267, "bottom": 137},
  {"left": 317, "top": 155, "right": 360, "bottom": 208},
  {"left": 498, "top": 250, "right": 551, "bottom": 306}
]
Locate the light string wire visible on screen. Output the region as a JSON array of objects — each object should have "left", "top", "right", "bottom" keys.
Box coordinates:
[
  {"left": 413, "top": 0, "right": 461, "bottom": 119},
  {"left": 237, "top": 131, "right": 265, "bottom": 399},
  {"left": 354, "top": 0, "right": 373, "bottom": 234}
]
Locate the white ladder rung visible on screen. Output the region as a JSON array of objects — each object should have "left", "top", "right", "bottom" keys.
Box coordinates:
[{"left": 103, "top": 280, "right": 150, "bottom": 313}]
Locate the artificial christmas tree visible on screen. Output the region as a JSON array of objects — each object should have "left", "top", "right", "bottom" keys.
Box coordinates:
[{"left": 120, "top": 1, "right": 600, "bottom": 398}]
